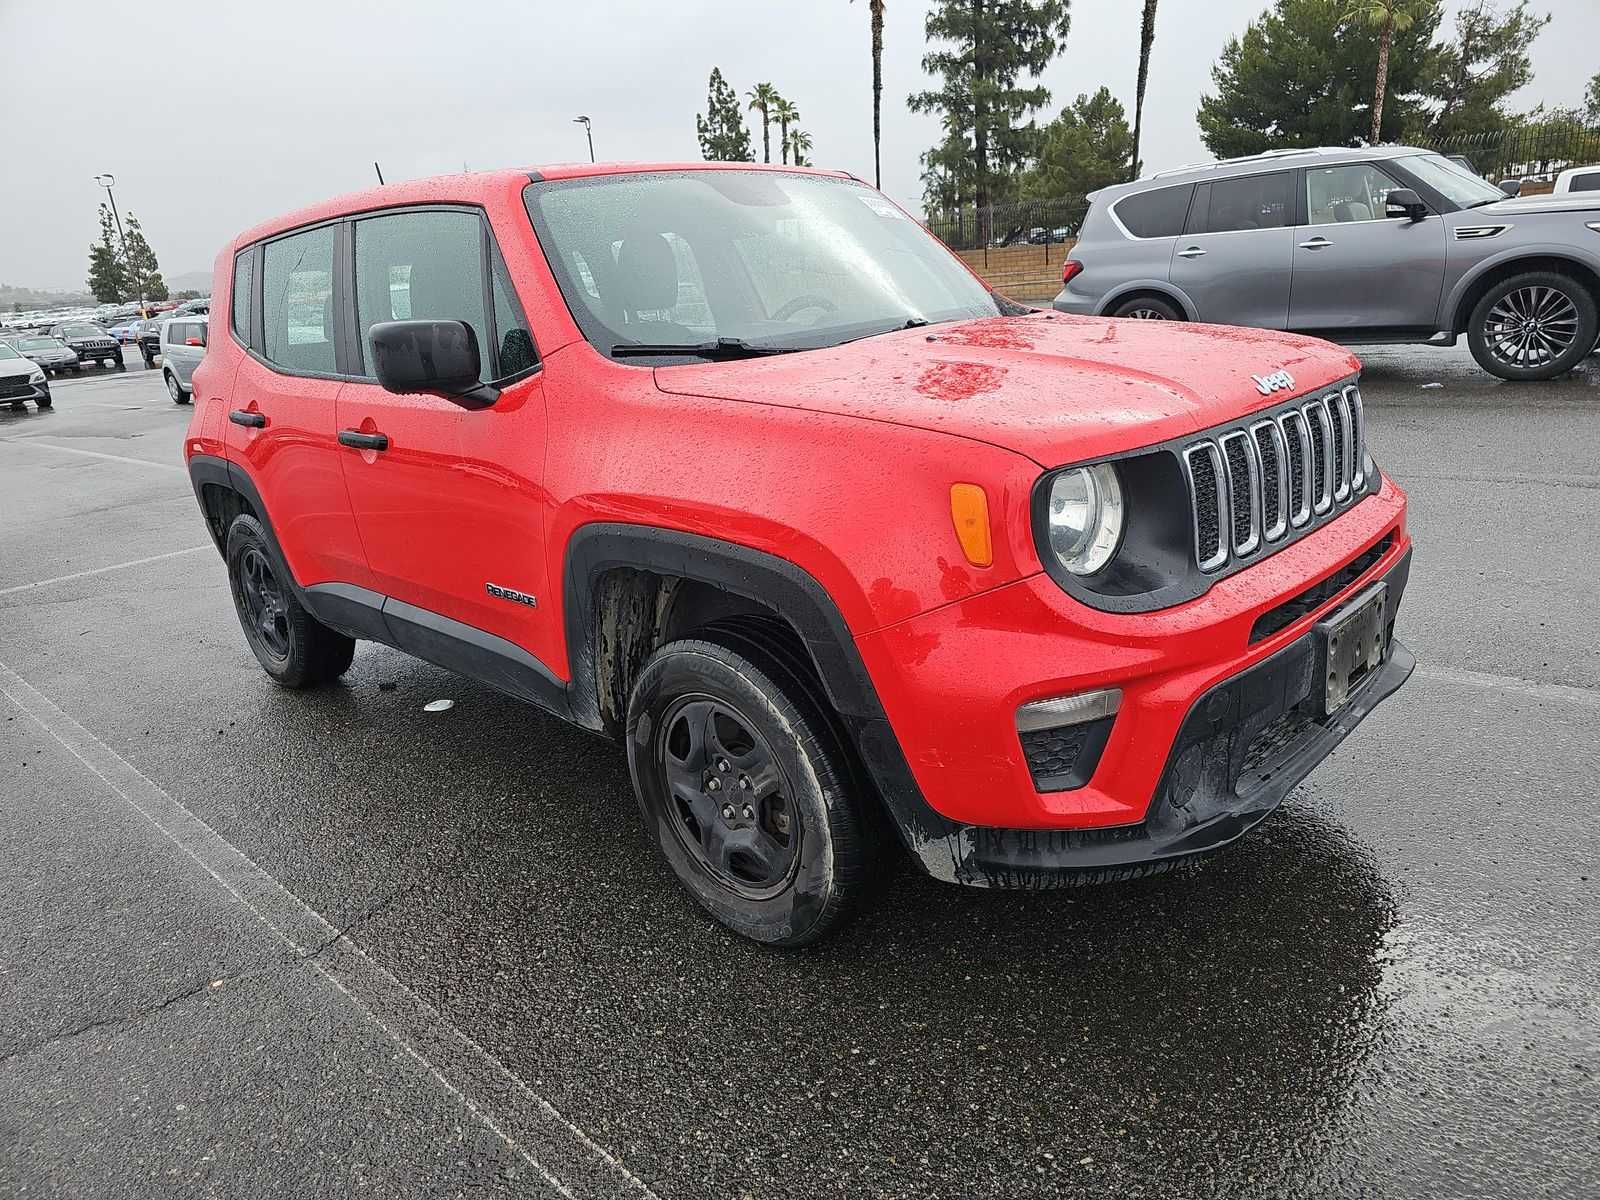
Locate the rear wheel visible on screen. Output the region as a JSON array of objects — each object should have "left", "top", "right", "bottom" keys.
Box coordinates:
[
  {"left": 626, "top": 629, "right": 874, "bottom": 946},
  {"left": 1110, "top": 295, "right": 1183, "bottom": 321},
  {"left": 1467, "top": 271, "right": 1598, "bottom": 381},
  {"left": 225, "top": 514, "right": 355, "bottom": 688}
]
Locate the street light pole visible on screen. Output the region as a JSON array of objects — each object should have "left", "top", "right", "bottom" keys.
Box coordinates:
[
  {"left": 93, "top": 173, "right": 148, "bottom": 318},
  {"left": 573, "top": 115, "right": 595, "bottom": 163}
]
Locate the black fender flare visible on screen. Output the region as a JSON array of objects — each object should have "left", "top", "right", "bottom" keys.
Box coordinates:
[{"left": 561, "top": 524, "right": 958, "bottom": 862}]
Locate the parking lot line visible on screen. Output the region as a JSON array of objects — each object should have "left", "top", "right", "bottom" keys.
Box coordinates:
[
  {"left": 1417, "top": 663, "right": 1600, "bottom": 709},
  {"left": 0, "top": 545, "right": 212, "bottom": 597},
  {"left": 0, "top": 659, "right": 661, "bottom": 1200},
  {"left": 0, "top": 437, "right": 185, "bottom": 472}
]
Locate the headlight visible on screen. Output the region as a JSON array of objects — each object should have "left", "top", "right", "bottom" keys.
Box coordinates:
[
  {"left": 27, "top": 369, "right": 44, "bottom": 384},
  {"left": 1044, "top": 463, "right": 1125, "bottom": 575}
]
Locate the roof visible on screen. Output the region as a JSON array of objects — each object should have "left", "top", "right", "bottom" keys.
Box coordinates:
[
  {"left": 1091, "top": 144, "right": 1429, "bottom": 202},
  {"left": 230, "top": 161, "right": 856, "bottom": 252}
]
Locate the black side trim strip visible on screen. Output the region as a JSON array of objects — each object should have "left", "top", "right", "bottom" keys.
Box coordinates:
[{"left": 379, "top": 596, "right": 568, "bottom": 717}]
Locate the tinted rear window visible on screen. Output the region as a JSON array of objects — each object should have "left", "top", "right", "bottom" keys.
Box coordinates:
[
  {"left": 232, "top": 249, "right": 253, "bottom": 343},
  {"left": 1203, "top": 171, "right": 1292, "bottom": 233},
  {"left": 1112, "top": 185, "right": 1194, "bottom": 238},
  {"left": 1570, "top": 171, "right": 1600, "bottom": 192}
]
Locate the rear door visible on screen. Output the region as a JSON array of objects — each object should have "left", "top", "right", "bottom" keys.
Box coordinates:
[
  {"left": 1288, "top": 160, "right": 1447, "bottom": 334},
  {"left": 224, "top": 227, "right": 372, "bottom": 592},
  {"left": 1168, "top": 170, "right": 1296, "bottom": 328},
  {"left": 336, "top": 205, "right": 550, "bottom": 658}
]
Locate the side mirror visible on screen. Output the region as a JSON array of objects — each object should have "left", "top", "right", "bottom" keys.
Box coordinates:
[
  {"left": 368, "top": 319, "right": 498, "bottom": 409},
  {"left": 1384, "top": 187, "right": 1428, "bottom": 221},
  {"left": 1498, "top": 178, "right": 1522, "bottom": 197}
]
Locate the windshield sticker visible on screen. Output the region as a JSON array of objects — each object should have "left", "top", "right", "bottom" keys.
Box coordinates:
[{"left": 857, "top": 194, "right": 908, "bottom": 220}]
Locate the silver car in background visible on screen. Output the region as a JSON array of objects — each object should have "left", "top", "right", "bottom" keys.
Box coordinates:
[
  {"left": 159, "top": 315, "right": 207, "bottom": 404},
  {"left": 1054, "top": 146, "right": 1600, "bottom": 381}
]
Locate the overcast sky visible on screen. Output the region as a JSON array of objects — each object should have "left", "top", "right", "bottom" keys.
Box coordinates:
[{"left": 2, "top": 0, "right": 1595, "bottom": 291}]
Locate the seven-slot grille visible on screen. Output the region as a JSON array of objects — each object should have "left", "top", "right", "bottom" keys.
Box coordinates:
[{"left": 1183, "top": 385, "right": 1368, "bottom": 572}]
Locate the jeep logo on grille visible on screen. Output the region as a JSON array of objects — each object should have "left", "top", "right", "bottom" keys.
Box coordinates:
[
  {"left": 486, "top": 582, "right": 538, "bottom": 608},
  {"left": 1251, "top": 369, "right": 1295, "bottom": 396}
]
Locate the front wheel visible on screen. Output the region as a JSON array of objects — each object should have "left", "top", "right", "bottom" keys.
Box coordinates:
[
  {"left": 1468, "top": 271, "right": 1599, "bottom": 381},
  {"left": 35, "top": 393, "right": 52, "bottom": 409},
  {"left": 225, "top": 514, "right": 355, "bottom": 688},
  {"left": 626, "top": 629, "right": 874, "bottom": 946},
  {"left": 1110, "top": 295, "right": 1183, "bottom": 321},
  {"left": 165, "top": 371, "right": 188, "bottom": 404}
]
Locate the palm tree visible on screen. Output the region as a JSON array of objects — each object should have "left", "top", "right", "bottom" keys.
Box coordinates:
[
  {"left": 787, "top": 129, "right": 813, "bottom": 168},
  {"left": 1129, "top": 0, "right": 1158, "bottom": 181},
  {"left": 747, "top": 82, "right": 780, "bottom": 163},
  {"left": 771, "top": 97, "right": 800, "bottom": 165},
  {"left": 1345, "top": 0, "right": 1423, "bottom": 143},
  {"left": 851, "top": 0, "right": 886, "bottom": 188}
]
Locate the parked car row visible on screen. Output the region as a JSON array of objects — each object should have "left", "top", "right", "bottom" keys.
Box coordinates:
[
  {"left": 0, "top": 309, "right": 209, "bottom": 392},
  {"left": 1054, "top": 145, "right": 1600, "bottom": 381}
]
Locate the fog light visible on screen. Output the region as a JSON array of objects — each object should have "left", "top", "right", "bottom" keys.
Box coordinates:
[
  {"left": 1015, "top": 688, "right": 1121, "bottom": 792},
  {"left": 1016, "top": 687, "right": 1121, "bottom": 732}
]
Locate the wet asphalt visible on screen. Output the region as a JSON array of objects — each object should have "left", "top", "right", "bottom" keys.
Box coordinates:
[{"left": 1, "top": 344, "right": 1597, "bottom": 1199}]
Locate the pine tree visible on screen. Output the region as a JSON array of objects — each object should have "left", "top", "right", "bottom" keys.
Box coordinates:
[
  {"left": 696, "top": 68, "right": 755, "bottom": 162},
  {"left": 1021, "top": 87, "right": 1134, "bottom": 201},
  {"left": 908, "top": 0, "right": 1072, "bottom": 219},
  {"left": 86, "top": 204, "right": 127, "bottom": 303},
  {"left": 1198, "top": 0, "right": 1442, "bottom": 158},
  {"left": 123, "top": 214, "right": 168, "bottom": 302}
]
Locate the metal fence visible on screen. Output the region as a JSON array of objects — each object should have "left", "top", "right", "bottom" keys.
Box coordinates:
[{"left": 1419, "top": 123, "right": 1600, "bottom": 184}]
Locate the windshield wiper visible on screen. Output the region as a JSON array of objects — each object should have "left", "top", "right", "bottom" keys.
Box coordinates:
[{"left": 610, "top": 337, "right": 801, "bottom": 361}]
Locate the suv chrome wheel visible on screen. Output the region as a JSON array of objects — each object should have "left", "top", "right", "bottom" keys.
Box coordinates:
[
  {"left": 1482, "top": 285, "right": 1582, "bottom": 368},
  {"left": 1124, "top": 306, "right": 1167, "bottom": 320},
  {"left": 1468, "top": 271, "right": 1599, "bottom": 382}
]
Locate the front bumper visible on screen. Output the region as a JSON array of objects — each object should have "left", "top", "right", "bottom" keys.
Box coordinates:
[
  {"left": 852, "top": 477, "right": 1413, "bottom": 886},
  {"left": 70, "top": 344, "right": 121, "bottom": 360},
  {"left": 0, "top": 380, "right": 51, "bottom": 405}
]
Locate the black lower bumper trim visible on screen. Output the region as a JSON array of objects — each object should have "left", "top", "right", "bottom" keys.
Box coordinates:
[{"left": 899, "top": 546, "right": 1414, "bottom": 889}]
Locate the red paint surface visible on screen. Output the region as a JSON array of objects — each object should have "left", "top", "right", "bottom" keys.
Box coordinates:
[{"left": 189, "top": 165, "right": 1410, "bottom": 833}]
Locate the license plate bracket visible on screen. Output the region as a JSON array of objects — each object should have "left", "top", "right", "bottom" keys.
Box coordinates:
[{"left": 1316, "top": 582, "right": 1388, "bottom": 715}]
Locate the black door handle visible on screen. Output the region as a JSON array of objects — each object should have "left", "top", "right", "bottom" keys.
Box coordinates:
[
  {"left": 229, "top": 410, "right": 266, "bottom": 428},
  {"left": 338, "top": 429, "right": 389, "bottom": 451}
]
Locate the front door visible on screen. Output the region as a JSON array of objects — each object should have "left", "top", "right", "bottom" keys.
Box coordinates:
[
  {"left": 336, "top": 206, "right": 550, "bottom": 660},
  {"left": 1288, "top": 161, "right": 1448, "bottom": 333},
  {"left": 1167, "top": 170, "right": 1296, "bottom": 329}
]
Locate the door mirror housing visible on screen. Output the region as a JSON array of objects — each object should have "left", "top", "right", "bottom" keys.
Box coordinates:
[
  {"left": 367, "top": 319, "right": 498, "bottom": 409},
  {"left": 1498, "top": 178, "right": 1522, "bottom": 197},
  {"left": 1384, "top": 188, "right": 1428, "bottom": 221}
]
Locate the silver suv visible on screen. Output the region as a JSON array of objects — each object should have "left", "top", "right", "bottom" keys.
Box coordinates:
[
  {"left": 159, "top": 315, "right": 208, "bottom": 403},
  {"left": 1053, "top": 146, "right": 1600, "bottom": 381}
]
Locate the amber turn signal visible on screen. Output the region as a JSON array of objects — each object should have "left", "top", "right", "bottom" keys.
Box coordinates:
[{"left": 949, "top": 483, "right": 993, "bottom": 568}]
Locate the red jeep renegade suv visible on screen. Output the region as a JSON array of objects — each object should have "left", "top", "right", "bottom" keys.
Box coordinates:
[{"left": 185, "top": 164, "right": 1414, "bottom": 945}]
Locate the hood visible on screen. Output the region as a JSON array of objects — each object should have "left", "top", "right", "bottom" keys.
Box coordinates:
[
  {"left": 653, "top": 314, "right": 1359, "bottom": 466},
  {"left": 0, "top": 357, "right": 38, "bottom": 379},
  {"left": 1477, "top": 192, "right": 1600, "bottom": 216}
]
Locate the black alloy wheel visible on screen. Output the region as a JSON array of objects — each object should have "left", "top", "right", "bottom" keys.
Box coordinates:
[
  {"left": 236, "top": 545, "right": 292, "bottom": 665},
  {"left": 656, "top": 695, "right": 801, "bottom": 898}
]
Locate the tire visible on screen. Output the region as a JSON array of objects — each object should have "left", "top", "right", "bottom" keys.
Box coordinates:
[
  {"left": 1110, "top": 295, "right": 1183, "bottom": 321},
  {"left": 1467, "top": 271, "right": 1599, "bottom": 382},
  {"left": 113, "top": 353, "right": 124, "bottom": 369},
  {"left": 626, "top": 628, "right": 874, "bottom": 946},
  {"left": 225, "top": 514, "right": 355, "bottom": 688},
  {"left": 165, "top": 371, "right": 188, "bottom": 404},
  {"left": 142, "top": 353, "right": 156, "bottom": 369},
  {"left": 35, "top": 394, "right": 52, "bottom": 410},
  {"left": 72, "top": 363, "right": 82, "bottom": 373}
]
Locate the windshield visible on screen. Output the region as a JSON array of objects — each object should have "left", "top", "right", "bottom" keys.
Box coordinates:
[
  {"left": 63, "top": 324, "right": 105, "bottom": 337},
  {"left": 525, "top": 170, "right": 1002, "bottom": 358},
  {"left": 1401, "top": 153, "right": 1507, "bottom": 208},
  {"left": 18, "top": 337, "right": 58, "bottom": 350},
  {"left": 0, "top": 343, "right": 19, "bottom": 360}
]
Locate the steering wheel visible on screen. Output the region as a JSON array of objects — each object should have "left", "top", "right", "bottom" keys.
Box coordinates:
[{"left": 772, "top": 294, "right": 838, "bottom": 323}]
